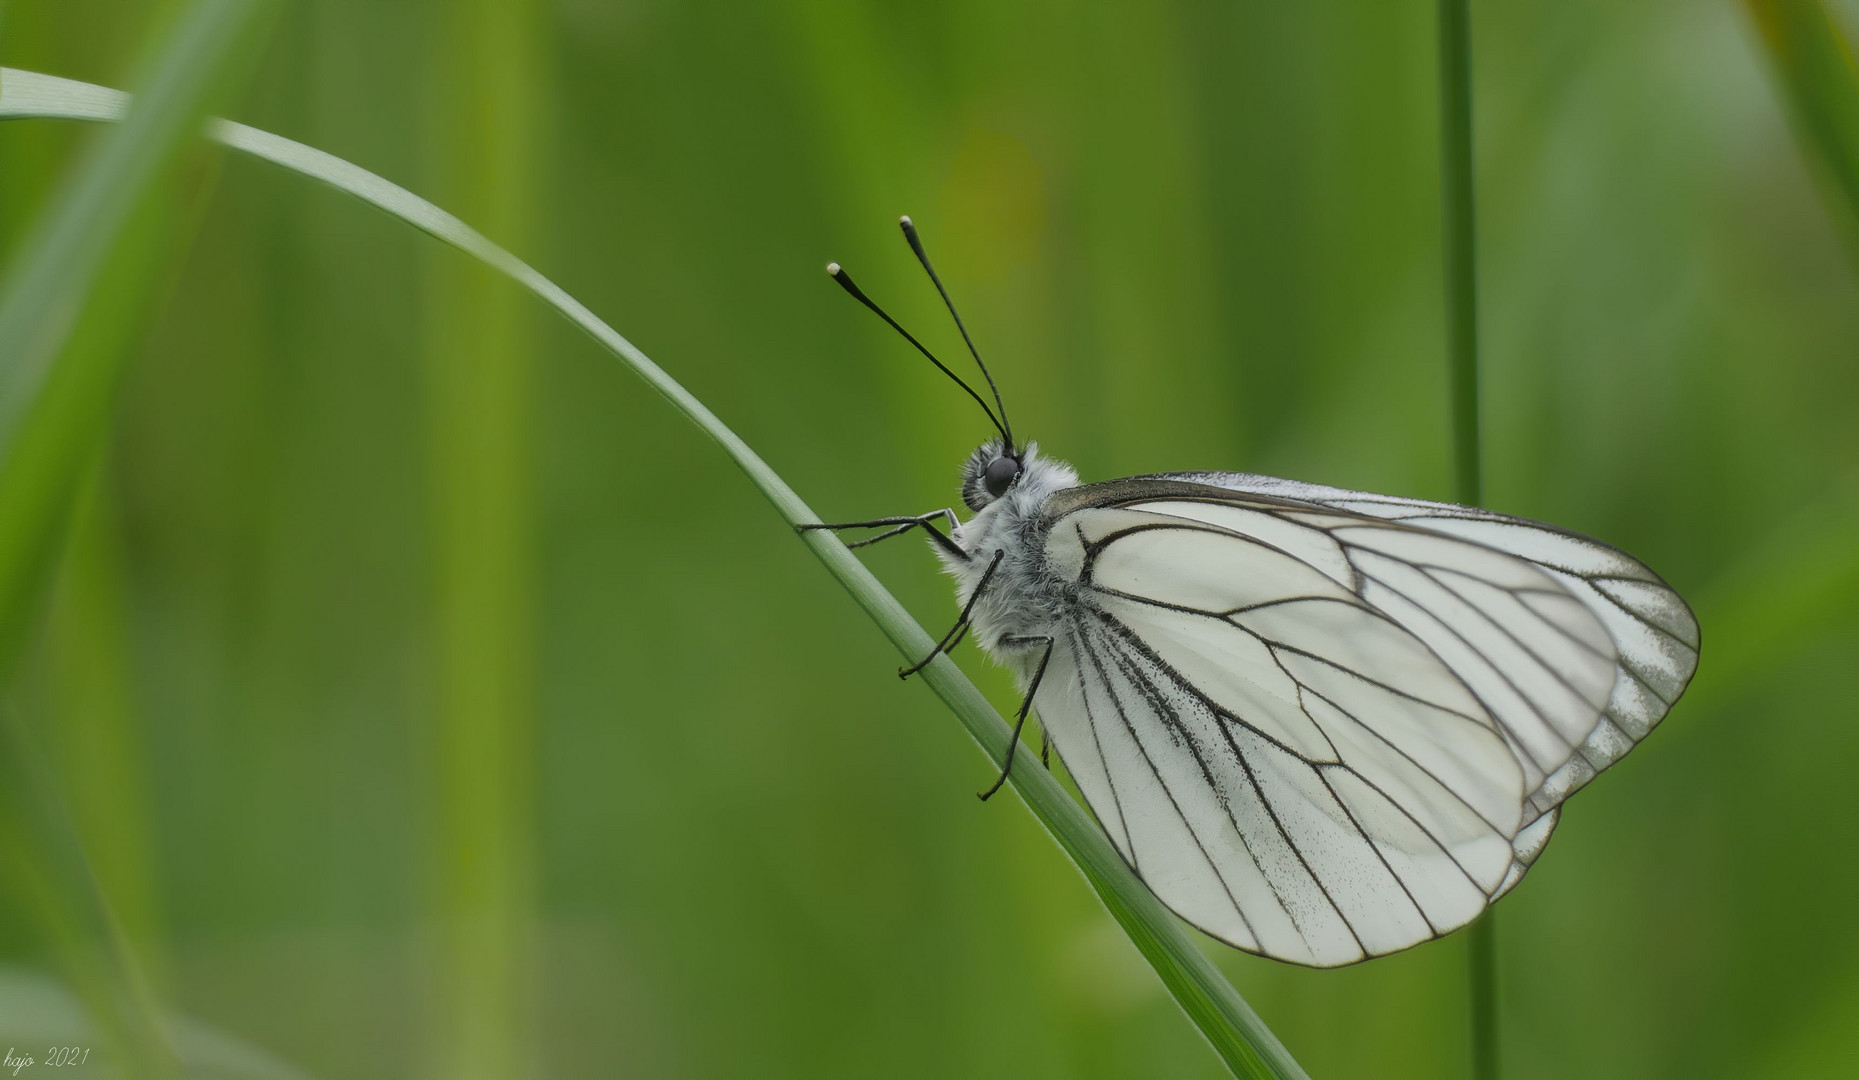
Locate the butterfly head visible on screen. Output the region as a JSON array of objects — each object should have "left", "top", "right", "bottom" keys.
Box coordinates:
[
  {"left": 961, "top": 437, "right": 1023, "bottom": 511},
  {"left": 959, "top": 438, "right": 1075, "bottom": 514}
]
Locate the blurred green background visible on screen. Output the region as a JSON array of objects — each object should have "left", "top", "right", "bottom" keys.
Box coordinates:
[{"left": 2, "top": 0, "right": 1857, "bottom": 1077}]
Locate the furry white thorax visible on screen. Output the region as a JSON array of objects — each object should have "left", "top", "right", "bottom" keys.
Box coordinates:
[{"left": 936, "top": 444, "right": 1080, "bottom": 684}]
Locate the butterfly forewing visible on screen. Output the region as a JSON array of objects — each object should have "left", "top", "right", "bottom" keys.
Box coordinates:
[
  {"left": 1029, "top": 477, "right": 1692, "bottom": 963},
  {"left": 1156, "top": 473, "right": 1700, "bottom": 821}
]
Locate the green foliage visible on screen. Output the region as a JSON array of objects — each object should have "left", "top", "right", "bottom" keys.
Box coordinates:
[
  {"left": 0, "top": 2, "right": 273, "bottom": 1076},
  {"left": 0, "top": 0, "right": 272, "bottom": 661},
  {"left": 1743, "top": 0, "right": 1859, "bottom": 248},
  {"left": 2, "top": 59, "right": 1303, "bottom": 1080},
  {"left": 1, "top": 2, "right": 1858, "bottom": 1078}
]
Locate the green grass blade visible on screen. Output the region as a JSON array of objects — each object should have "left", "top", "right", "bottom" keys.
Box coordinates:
[
  {"left": 1435, "top": 1, "right": 1497, "bottom": 1076},
  {"left": 0, "top": 3, "right": 273, "bottom": 1074},
  {"left": 0, "top": 0, "right": 274, "bottom": 656},
  {"left": 27, "top": 108, "right": 235, "bottom": 1001},
  {"left": 419, "top": 4, "right": 543, "bottom": 1077},
  {"left": 1742, "top": 0, "right": 1859, "bottom": 247},
  {"left": 1437, "top": 0, "right": 1481, "bottom": 512},
  {"left": 0, "top": 65, "right": 1309, "bottom": 1080}
]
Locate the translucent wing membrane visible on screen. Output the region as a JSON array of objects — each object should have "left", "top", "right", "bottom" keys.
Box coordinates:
[
  {"left": 1164, "top": 473, "right": 1700, "bottom": 823},
  {"left": 1033, "top": 476, "right": 1697, "bottom": 964}
]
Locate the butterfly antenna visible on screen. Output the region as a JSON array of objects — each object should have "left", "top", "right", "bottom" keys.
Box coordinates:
[
  {"left": 898, "top": 216, "right": 1014, "bottom": 452},
  {"left": 825, "top": 262, "right": 1011, "bottom": 445}
]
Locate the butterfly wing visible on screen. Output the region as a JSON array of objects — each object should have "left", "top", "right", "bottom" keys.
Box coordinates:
[
  {"left": 1031, "top": 477, "right": 1693, "bottom": 965},
  {"left": 1153, "top": 472, "right": 1700, "bottom": 824}
]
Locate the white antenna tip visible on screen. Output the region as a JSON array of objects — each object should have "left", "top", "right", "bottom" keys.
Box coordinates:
[
  {"left": 825, "top": 262, "right": 842, "bottom": 275},
  {"left": 899, "top": 215, "right": 914, "bottom": 227}
]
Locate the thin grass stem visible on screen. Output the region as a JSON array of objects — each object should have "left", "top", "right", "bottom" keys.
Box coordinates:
[
  {"left": 1438, "top": 0, "right": 1481, "bottom": 512},
  {"left": 418, "top": 4, "right": 543, "bottom": 1077},
  {"left": 1436, "top": 1, "right": 1498, "bottom": 1076},
  {"left": 1469, "top": 910, "right": 1499, "bottom": 1079},
  {"left": 0, "top": 67, "right": 1310, "bottom": 1080}
]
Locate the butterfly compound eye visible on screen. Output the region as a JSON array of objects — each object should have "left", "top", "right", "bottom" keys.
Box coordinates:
[{"left": 983, "top": 455, "right": 1021, "bottom": 497}]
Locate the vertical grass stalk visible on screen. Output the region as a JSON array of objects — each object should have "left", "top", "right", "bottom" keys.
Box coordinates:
[
  {"left": 1438, "top": 0, "right": 1481, "bottom": 512},
  {"left": 420, "top": 2, "right": 543, "bottom": 1077},
  {"left": 1468, "top": 914, "right": 1498, "bottom": 1080},
  {"left": 1437, "top": 0, "right": 1497, "bottom": 1077}
]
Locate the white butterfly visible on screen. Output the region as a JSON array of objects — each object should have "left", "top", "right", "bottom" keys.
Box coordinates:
[{"left": 808, "top": 219, "right": 1699, "bottom": 967}]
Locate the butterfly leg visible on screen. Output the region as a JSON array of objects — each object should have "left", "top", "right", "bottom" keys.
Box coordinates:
[
  {"left": 979, "top": 635, "right": 1054, "bottom": 802},
  {"left": 900, "top": 549, "right": 1003, "bottom": 679},
  {"left": 798, "top": 509, "right": 965, "bottom": 560},
  {"left": 842, "top": 510, "right": 958, "bottom": 549}
]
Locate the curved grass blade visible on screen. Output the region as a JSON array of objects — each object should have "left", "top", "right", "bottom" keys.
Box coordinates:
[{"left": 0, "top": 65, "right": 1309, "bottom": 1080}]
